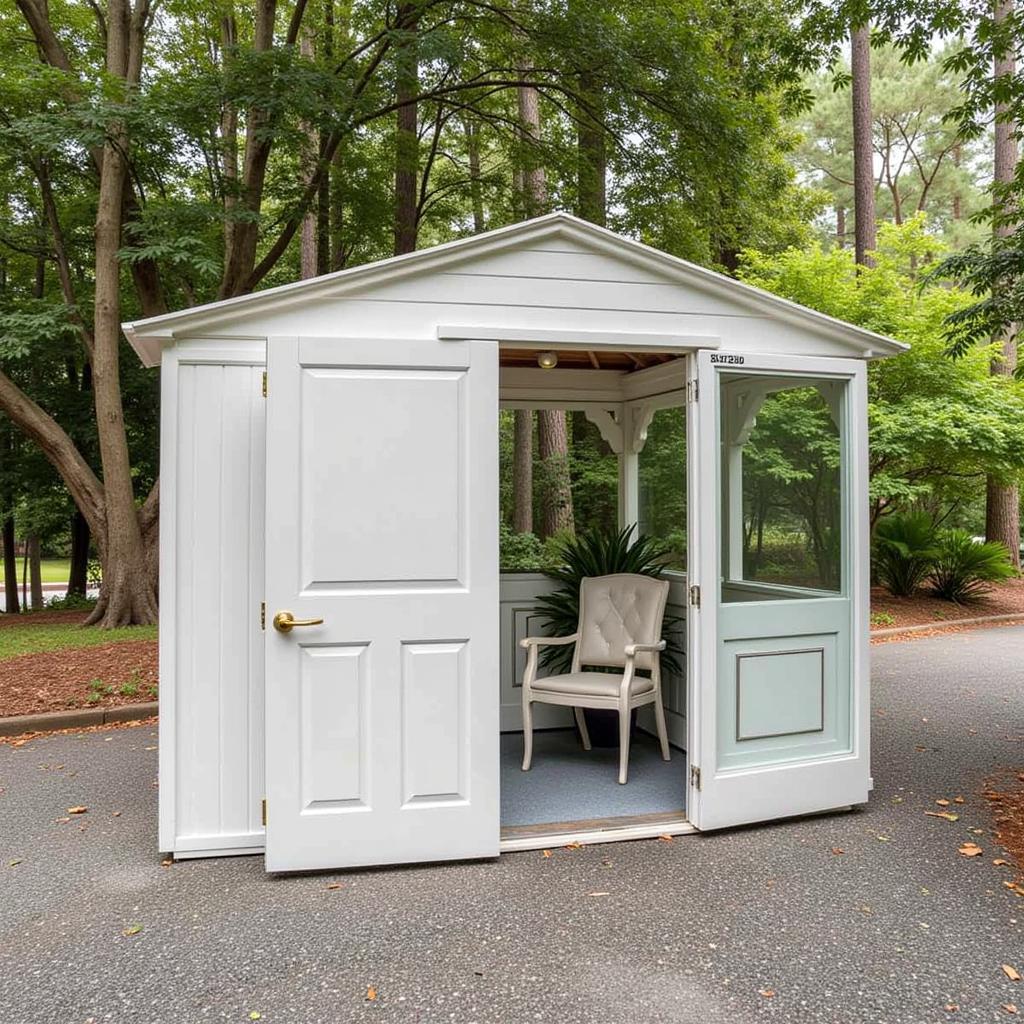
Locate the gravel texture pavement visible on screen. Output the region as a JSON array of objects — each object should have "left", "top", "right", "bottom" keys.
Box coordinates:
[{"left": 1, "top": 626, "right": 1022, "bottom": 1024}]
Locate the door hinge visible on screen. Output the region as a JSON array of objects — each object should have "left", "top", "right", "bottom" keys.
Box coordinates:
[
  {"left": 689, "top": 584, "right": 701, "bottom": 608},
  {"left": 261, "top": 798, "right": 267, "bottom": 827},
  {"left": 262, "top": 371, "right": 267, "bottom": 398},
  {"left": 260, "top": 602, "right": 266, "bottom": 630},
  {"left": 687, "top": 379, "right": 699, "bottom": 403},
  {"left": 690, "top": 765, "right": 702, "bottom": 791}
]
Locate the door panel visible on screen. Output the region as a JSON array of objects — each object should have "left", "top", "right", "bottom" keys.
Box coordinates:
[
  {"left": 264, "top": 336, "right": 499, "bottom": 872},
  {"left": 688, "top": 351, "right": 870, "bottom": 831}
]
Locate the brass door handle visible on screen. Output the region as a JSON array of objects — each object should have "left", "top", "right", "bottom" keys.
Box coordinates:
[{"left": 272, "top": 610, "right": 324, "bottom": 634}]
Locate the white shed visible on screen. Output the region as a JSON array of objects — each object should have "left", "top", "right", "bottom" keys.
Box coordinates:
[{"left": 123, "top": 213, "right": 905, "bottom": 871}]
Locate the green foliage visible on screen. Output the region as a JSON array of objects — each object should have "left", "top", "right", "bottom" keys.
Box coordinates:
[
  {"left": 870, "top": 610, "right": 896, "bottom": 627},
  {"left": 532, "top": 525, "right": 681, "bottom": 675},
  {"left": 740, "top": 220, "right": 1024, "bottom": 520},
  {"left": 46, "top": 592, "right": 98, "bottom": 611},
  {"left": 929, "top": 529, "right": 1015, "bottom": 603},
  {"left": 872, "top": 512, "right": 940, "bottom": 597}
]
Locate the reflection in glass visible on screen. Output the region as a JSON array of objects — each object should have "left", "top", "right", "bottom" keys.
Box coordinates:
[{"left": 720, "top": 375, "right": 844, "bottom": 602}]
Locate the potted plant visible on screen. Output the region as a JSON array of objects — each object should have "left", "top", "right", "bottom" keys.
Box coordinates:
[{"left": 533, "top": 525, "right": 683, "bottom": 747}]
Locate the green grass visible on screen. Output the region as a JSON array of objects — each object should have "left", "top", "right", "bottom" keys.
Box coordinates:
[
  {"left": 39, "top": 559, "right": 71, "bottom": 583},
  {"left": 0, "top": 621, "right": 158, "bottom": 660}
]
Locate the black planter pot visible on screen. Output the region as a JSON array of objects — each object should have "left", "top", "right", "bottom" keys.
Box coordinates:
[{"left": 580, "top": 707, "right": 638, "bottom": 748}]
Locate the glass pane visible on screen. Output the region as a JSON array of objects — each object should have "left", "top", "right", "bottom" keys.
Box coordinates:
[
  {"left": 638, "top": 406, "right": 686, "bottom": 571},
  {"left": 719, "top": 374, "right": 844, "bottom": 602}
]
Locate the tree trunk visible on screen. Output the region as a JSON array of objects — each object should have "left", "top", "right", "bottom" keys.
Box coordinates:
[
  {"left": 513, "top": 410, "right": 533, "bottom": 534},
  {"left": 576, "top": 73, "right": 606, "bottom": 227},
  {"left": 987, "top": 0, "right": 1020, "bottom": 568},
  {"left": 517, "top": 77, "right": 546, "bottom": 218},
  {"left": 836, "top": 205, "right": 846, "bottom": 247},
  {"left": 2, "top": 517, "right": 18, "bottom": 614},
  {"left": 68, "top": 508, "right": 90, "bottom": 598},
  {"left": 537, "top": 411, "right": 575, "bottom": 538},
  {"left": 300, "top": 26, "right": 318, "bottom": 280},
  {"left": 465, "top": 118, "right": 485, "bottom": 233},
  {"left": 394, "top": 3, "right": 419, "bottom": 255},
  {"left": 86, "top": 0, "right": 158, "bottom": 626},
  {"left": 851, "top": 23, "right": 876, "bottom": 268},
  {"left": 952, "top": 143, "right": 962, "bottom": 221},
  {"left": 27, "top": 534, "right": 43, "bottom": 609}
]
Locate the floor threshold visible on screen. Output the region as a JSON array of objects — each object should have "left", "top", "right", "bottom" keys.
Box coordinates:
[{"left": 499, "top": 810, "right": 693, "bottom": 853}]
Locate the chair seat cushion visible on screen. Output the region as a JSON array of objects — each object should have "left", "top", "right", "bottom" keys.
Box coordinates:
[{"left": 531, "top": 671, "right": 655, "bottom": 699}]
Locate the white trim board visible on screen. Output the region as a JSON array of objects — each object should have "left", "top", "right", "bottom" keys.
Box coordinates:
[{"left": 123, "top": 213, "right": 906, "bottom": 366}]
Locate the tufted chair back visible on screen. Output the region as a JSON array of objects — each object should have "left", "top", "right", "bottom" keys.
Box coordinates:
[{"left": 574, "top": 574, "right": 670, "bottom": 673}]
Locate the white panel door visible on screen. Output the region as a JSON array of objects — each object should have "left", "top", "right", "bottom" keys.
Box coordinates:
[
  {"left": 687, "top": 350, "right": 870, "bottom": 830},
  {"left": 264, "top": 336, "right": 499, "bottom": 871}
]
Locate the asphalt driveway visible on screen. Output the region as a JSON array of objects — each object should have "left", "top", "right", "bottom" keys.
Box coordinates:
[{"left": 1, "top": 626, "right": 1022, "bottom": 1024}]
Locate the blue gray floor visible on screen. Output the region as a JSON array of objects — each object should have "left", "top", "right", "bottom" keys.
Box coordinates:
[
  {"left": 500, "top": 728, "right": 686, "bottom": 825},
  {"left": 2, "top": 626, "right": 1024, "bottom": 1023}
]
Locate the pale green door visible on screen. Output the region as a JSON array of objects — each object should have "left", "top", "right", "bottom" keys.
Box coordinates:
[{"left": 687, "top": 351, "right": 870, "bottom": 830}]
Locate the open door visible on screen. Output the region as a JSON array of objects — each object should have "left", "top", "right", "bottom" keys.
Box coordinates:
[
  {"left": 264, "top": 336, "right": 499, "bottom": 871},
  {"left": 687, "top": 350, "right": 870, "bottom": 830}
]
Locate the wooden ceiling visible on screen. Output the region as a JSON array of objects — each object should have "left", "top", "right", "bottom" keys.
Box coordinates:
[{"left": 498, "top": 349, "right": 683, "bottom": 371}]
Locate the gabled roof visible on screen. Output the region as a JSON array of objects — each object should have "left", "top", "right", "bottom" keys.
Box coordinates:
[{"left": 122, "top": 211, "right": 907, "bottom": 366}]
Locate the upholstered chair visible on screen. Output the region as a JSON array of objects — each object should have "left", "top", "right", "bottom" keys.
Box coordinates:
[{"left": 519, "top": 573, "right": 671, "bottom": 784}]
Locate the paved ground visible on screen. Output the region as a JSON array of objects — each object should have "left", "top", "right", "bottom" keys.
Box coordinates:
[{"left": 1, "top": 628, "right": 1022, "bottom": 1024}]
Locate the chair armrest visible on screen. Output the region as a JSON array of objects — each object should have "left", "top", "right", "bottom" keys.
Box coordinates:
[
  {"left": 520, "top": 633, "right": 579, "bottom": 650},
  {"left": 624, "top": 640, "right": 667, "bottom": 657}
]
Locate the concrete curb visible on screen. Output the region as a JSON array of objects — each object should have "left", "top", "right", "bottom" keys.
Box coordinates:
[
  {"left": 872, "top": 611, "right": 1024, "bottom": 638},
  {"left": 0, "top": 701, "right": 158, "bottom": 738}
]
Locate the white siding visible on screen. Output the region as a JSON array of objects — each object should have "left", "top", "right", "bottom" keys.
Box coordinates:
[
  {"left": 162, "top": 353, "right": 266, "bottom": 856},
  {"left": 189, "top": 239, "right": 869, "bottom": 359}
]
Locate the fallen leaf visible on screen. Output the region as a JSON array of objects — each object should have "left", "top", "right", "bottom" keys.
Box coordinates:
[
  {"left": 248, "top": 1014, "right": 262, "bottom": 1021},
  {"left": 936, "top": 799, "right": 951, "bottom": 806},
  {"left": 759, "top": 989, "right": 775, "bottom": 999},
  {"left": 67, "top": 806, "right": 87, "bottom": 815},
  {"left": 954, "top": 796, "right": 965, "bottom": 804},
  {"left": 944, "top": 1004, "right": 959, "bottom": 1012},
  {"left": 958, "top": 843, "right": 984, "bottom": 858},
  {"left": 925, "top": 811, "right": 960, "bottom": 822},
  {"left": 1003, "top": 965, "right": 1022, "bottom": 983},
  {"left": 586, "top": 891, "right": 610, "bottom": 897},
  {"left": 326, "top": 882, "right": 345, "bottom": 890},
  {"left": 541, "top": 850, "right": 552, "bottom": 858},
  {"left": 111, "top": 811, "right": 121, "bottom": 818},
  {"left": 122, "top": 924, "right": 143, "bottom": 937},
  {"left": 831, "top": 847, "right": 844, "bottom": 855},
  {"left": 8, "top": 859, "right": 21, "bottom": 867},
  {"left": 995, "top": 859, "right": 1011, "bottom": 866},
  {"left": 53, "top": 817, "right": 70, "bottom": 824},
  {"left": 876, "top": 835, "right": 891, "bottom": 842},
  {"left": 160, "top": 858, "right": 172, "bottom": 867},
  {"left": 564, "top": 841, "right": 583, "bottom": 850},
  {"left": 1003, "top": 1005, "right": 1019, "bottom": 1015},
  {"left": 366, "top": 986, "right": 377, "bottom": 1002},
  {"left": 970, "top": 828, "right": 985, "bottom": 835},
  {"left": 657, "top": 834, "right": 674, "bottom": 842}
]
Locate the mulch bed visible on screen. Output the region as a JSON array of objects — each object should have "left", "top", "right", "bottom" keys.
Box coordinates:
[
  {"left": 0, "top": 639, "right": 157, "bottom": 717},
  {"left": 983, "top": 769, "right": 1024, "bottom": 899},
  {"left": 871, "top": 577, "right": 1024, "bottom": 630}
]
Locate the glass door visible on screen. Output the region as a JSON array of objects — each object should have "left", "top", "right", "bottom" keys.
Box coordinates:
[{"left": 687, "top": 350, "right": 870, "bottom": 830}]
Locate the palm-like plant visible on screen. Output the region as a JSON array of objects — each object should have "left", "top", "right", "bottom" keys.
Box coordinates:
[
  {"left": 930, "top": 530, "right": 1015, "bottom": 603},
  {"left": 533, "top": 525, "right": 683, "bottom": 675},
  {"left": 872, "top": 512, "right": 940, "bottom": 597}
]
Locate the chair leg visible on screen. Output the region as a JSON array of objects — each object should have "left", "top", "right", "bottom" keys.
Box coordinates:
[
  {"left": 618, "top": 704, "right": 631, "bottom": 785},
  {"left": 654, "top": 695, "right": 671, "bottom": 762},
  {"left": 574, "top": 707, "right": 592, "bottom": 750},
  {"left": 522, "top": 696, "right": 534, "bottom": 771}
]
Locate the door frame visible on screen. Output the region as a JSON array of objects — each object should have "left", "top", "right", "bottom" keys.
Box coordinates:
[{"left": 686, "top": 349, "right": 870, "bottom": 830}]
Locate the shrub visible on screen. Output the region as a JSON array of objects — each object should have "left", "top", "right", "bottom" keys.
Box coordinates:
[
  {"left": 929, "top": 529, "right": 1015, "bottom": 603},
  {"left": 872, "top": 512, "right": 939, "bottom": 597},
  {"left": 533, "top": 525, "right": 682, "bottom": 675},
  {"left": 46, "top": 592, "right": 98, "bottom": 611}
]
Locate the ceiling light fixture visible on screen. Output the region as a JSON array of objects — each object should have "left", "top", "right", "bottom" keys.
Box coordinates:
[{"left": 537, "top": 351, "right": 558, "bottom": 370}]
